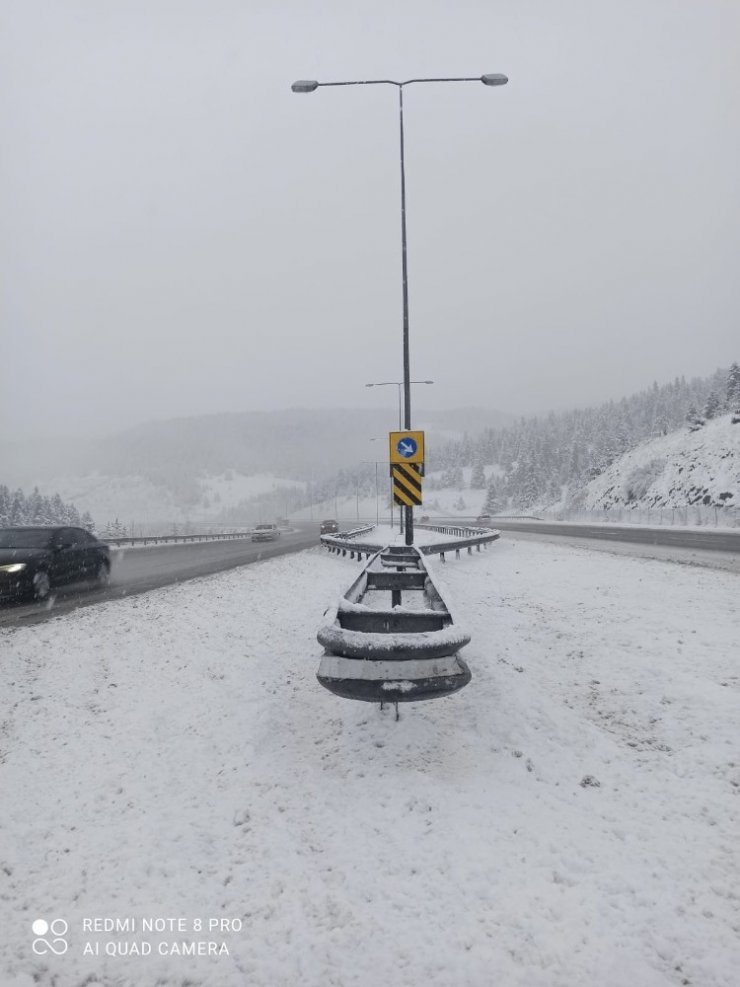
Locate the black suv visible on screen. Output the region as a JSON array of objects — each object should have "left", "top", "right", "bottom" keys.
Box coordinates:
[
  {"left": 320, "top": 519, "right": 339, "bottom": 535},
  {"left": 0, "top": 526, "right": 111, "bottom": 601}
]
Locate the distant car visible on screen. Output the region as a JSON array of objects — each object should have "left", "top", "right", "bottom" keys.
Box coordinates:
[
  {"left": 251, "top": 523, "right": 280, "bottom": 542},
  {"left": 0, "top": 526, "right": 111, "bottom": 602},
  {"left": 276, "top": 518, "right": 290, "bottom": 528},
  {"left": 475, "top": 514, "right": 493, "bottom": 527},
  {"left": 419, "top": 515, "right": 430, "bottom": 523},
  {"left": 320, "top": 519, "right": 339, "bottom": 535}
]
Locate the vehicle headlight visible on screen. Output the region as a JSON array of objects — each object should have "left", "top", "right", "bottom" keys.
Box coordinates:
[{"left": 0, "top": 563, "right": 26, "bottom": 573}]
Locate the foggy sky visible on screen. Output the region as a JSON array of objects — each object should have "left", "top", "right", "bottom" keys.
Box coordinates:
[{"left": 2, "top": 0, "right": 739, "bottom": 441}]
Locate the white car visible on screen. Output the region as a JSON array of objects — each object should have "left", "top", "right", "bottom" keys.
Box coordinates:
[{"left": 251, "top": 524, "right": 280, "bottom": 542}]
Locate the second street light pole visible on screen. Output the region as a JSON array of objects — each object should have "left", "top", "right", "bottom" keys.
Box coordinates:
[
  {"left": 365, "top": 380, "right": 434, "bottom": 431},
  {"left": 293, "top": 73, "right": 508, "bottom": 545},
  {"left": 360, "top": 460, "right": 381, "bottom": 526},
  {"left": 369, "top": 437, "right": 396, "bottom": 531}
]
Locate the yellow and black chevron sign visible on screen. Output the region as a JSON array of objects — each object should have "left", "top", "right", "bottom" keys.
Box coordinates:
[{"left": 392, "top": 463, "right": 422, "bottom": 506}]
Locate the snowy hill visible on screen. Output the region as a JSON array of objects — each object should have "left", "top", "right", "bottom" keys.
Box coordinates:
[
  {"left": 0, "top": 406, "right": 510, "bottom": 490},
  {"left": 295, "top": 414, "right": 740, "bottom": 523},
  {"left": 34, "top": 470, "right": 306, "bottom": 532},
  {"left": 416, "top": 364, "right": 740, "bottom": 517},
  {"left": 0, "top": 406, "right": 510, "bottom": 530},
  {"left": 580, "top": 414, "right": 739, "bottom": 510},
  {"left": 344, "top": 416, "right": 740, "bottom": 523}
]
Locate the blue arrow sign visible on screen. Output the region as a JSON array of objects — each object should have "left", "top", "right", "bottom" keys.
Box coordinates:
[{"left": 396, "top": 437, "right": 418, "bottom": 459}]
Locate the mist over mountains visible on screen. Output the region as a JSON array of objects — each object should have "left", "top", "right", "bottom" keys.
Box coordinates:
[
  {"left": 3, "top": 365, "right": 738, "bottom": 531},
  {"left": 0, "top": 406, "right": 511, "bottom": 505}
]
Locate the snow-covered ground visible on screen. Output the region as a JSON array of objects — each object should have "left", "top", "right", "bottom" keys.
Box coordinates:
[
  {"left": 1, "top": 540, "right": 738, "bottom": 987},
  {"left": 201, "top": 472, "right": 304, "bottom": 513},
  {"left": 582, "top": 415, "right": 739, "bottom": 511},
  {"left": 32, "top": 470, "right": 305, "bottom": 532},
  {"left": 422, "top": 465, "right": 501, "bottom": 516}
]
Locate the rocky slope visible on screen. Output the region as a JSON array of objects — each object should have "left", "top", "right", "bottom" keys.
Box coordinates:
[{"left": 580, "top": 414, "right": 739, "bottom": 509}]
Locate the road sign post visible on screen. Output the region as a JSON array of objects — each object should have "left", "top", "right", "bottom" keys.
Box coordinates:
[
  {"left": 389, "top": 431, "right": 425, "bottom": 464},
  {"left": 389, "top": 432, "right": 424, "bottom": 537},
  {"left": 392, "top": 463, "right": 422, "bottom": 507}
]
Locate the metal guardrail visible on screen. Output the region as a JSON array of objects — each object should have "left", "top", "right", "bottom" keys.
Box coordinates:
[
  {"left": 412, "top": 523, "right": 500, "bottom": 560},
  {"left": 320, "top": 536, "right": 381, "bottom": 560},
  {"left": 316, "top": 544, "right": 472, "bottom": 707},
  {"left": 415, "top": 522, "right": 481, "bottom": 537},
  {"left": 338, "top": 524, "right": 377, "bottom": 539},
  {"left": 541, "top": 506, "right": 739, "bottom": 528},
  {"left": 104, "top": 532, "right": 255, "bottom": 548},
  {"left": 321, "top": 523, "right": 500, "bottom": 562}
]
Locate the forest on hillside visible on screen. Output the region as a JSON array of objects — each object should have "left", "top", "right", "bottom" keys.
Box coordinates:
[
  {"left": 466, "top": 365, "right": 739, "bottom": 511},
  {"left": 0, "top": 485, "right": 93, "bottom": 531},
  {"left": 305, "top": 364, "right": 740, "bottom": 516}
]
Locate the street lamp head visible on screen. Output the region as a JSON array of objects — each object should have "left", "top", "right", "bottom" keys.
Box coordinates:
[
  {"left": 291, "top": 80, "right": 319, "bottom": 93},
  {"left": 480, "top": 73, "right": 508, "bottom": 87}
]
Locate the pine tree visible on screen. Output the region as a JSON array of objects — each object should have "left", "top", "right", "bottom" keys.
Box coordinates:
[
  {"left": 726, "top": 363, "right": 740, "bottom": 406},
  {"left": 26, "top": 487, "right": 44, "bottom": 523},
  {"left": 9, "top": 489, "right": 26, "bottom": 525},
  {"left": 51, "top": 494, "right": 66, "bottom": 524},
  {"left": 470, "top": 461, "right": 486, "bottom": 489},
  {"left": 703, "top": 392, "right": 721, "bottom": 420},
  {"left": 653, "top": 407, "right": 670, "bottom": 436},
  {"left": 686, "top": 406, "right": 706, "bottom": 432},
  {"left": 727, "top": 363, "right": 740, "bottom": 423},
  {"left": 520, "top": 458, "right": 541, "bottom": 508},
  {"left": 483, "top": 477, "right": 502, "bottom": 514},
  {"left": 0, "top": 485, "right": 9, "bottom": 526}
]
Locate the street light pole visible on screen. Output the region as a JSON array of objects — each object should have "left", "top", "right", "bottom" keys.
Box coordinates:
[
  {"left": 293, "top": 72, "right": 508, "bottom": 545},
  {"left": 366, "top": 379, "right": 434, "bottom": 536},
  {"left": 365, "top": 380, "right": 434, "bottom": 431},
  {"left": 369, "top": 437, "right": 395, "bottom": 531},
  {"left": 399, "top": 84, "right": 411, "bottom": 438},
  {"left": 375, "top": 462, "right": 378, "bottom": 527},
  {"left": 360, "top": 461, "right": 381, "bottom": 527}
]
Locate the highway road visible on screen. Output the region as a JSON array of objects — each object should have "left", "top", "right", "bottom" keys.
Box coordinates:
[
  {"left": 3, "top": 517, "right": 738, "bottom": 629},
  {"left": 499, "top": 528, "right": 740, "bottom": 574},
  {"left": 0, "top": 526, "right": 321, "bottom": 628},
  {"left": 482, "top": 517, "right": 740, "bottom": 553},
  {"left": 430, "top": 517, "right": 740, "bottom": 573}
]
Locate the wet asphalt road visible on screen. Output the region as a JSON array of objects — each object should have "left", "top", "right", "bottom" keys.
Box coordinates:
[
  {"left": 2, "top": 519, "right": 738, "bottom": 629},
  {"left": 483, "top": 518, "right": 740, "bottom": 553},
  {"left": 0, "top": 527, "right": 321, "bottom": 628}
]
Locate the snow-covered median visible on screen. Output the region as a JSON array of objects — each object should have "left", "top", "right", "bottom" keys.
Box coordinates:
[{"left": 1, "top": 542, "right": 738, "bottom": 987}]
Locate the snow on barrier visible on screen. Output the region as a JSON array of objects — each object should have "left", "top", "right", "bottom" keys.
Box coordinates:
[
  {"left": 320, "top": 523, "right": 500, "bottom": 562},
  {"left": 104, "top": 531, "right": 255, "bottom": 547},
  {"left": 316, "top": 545, "right": 472, "bottom": 709}
]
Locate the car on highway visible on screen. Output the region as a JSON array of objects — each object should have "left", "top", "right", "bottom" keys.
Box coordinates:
[
  {"left": 320, "top": 519, "right": 339, "bottom": 535},
  {"left": 251, "top": 523, "right": 280, "bottom": 542},
  {"left": 475, "top": 514, "right": 493, "bottom": 527},
  {"left": 0, "top": 525, "right": 111, "bottom": 602}
]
